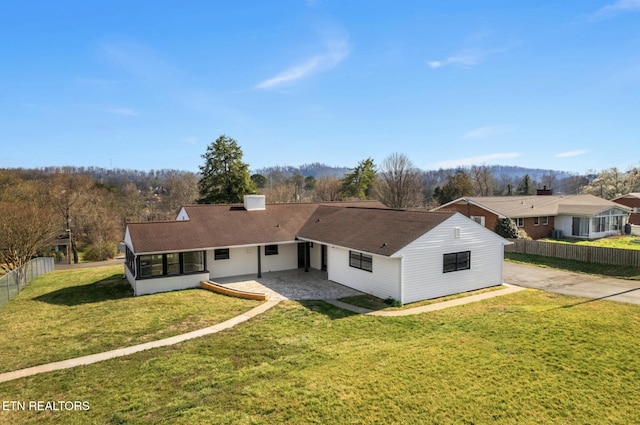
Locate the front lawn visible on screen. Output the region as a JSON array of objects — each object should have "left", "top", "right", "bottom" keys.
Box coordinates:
[
  {"left": 0, "top": 265, "right": 260, "bottom": 373},
  {"left": 543, "top": 235, "right": 640, "bottom": 250},
  {"left": 1, "top": 290, "right": 639, "bottom": 424}
]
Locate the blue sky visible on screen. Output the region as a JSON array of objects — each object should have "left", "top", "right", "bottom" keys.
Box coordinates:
[{"left": 2, "top": 1, "right": 639, "bottom": 174}]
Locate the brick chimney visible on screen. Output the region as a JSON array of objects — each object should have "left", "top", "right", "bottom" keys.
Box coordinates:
[{"left": 537, "top": 185, "right": 553, "bottom": 196}]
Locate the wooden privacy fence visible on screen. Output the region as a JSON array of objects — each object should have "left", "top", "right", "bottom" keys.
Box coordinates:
[{"left": 505, "top": 239, "right": 640, "bottom": 268}]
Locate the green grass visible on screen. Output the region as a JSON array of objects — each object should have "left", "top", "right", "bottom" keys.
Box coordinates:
[
  {"left": 339, "top": 285, "right": 505, "bottom": 311},
  {"left": 506, "top": 252, "right": 640, "bottom": 280},
  {"left": 0, "top": 265, "right": 260, "bottom": 373},
  {"left": 1, "top": 290, "right": 639, "bottom": 424},
  {"left": 543, "top": 235, "right": 640, "bottom": 250}
]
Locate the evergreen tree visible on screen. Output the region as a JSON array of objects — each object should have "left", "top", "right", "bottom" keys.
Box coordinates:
[
  {"left": 494, "top": 218, "right": 519, "bottom": 239},
  {"left": 198, "top": 135, "right": 256, "bottom": 204},
  {"left": 340, "top": 157, "right": 377, "bottom": 199},
  {"left": 516, "top": 174, "right": 535, "bottom": 195},
  {"left": 434, "top": 170, "right": 474, "bottom": 205}
]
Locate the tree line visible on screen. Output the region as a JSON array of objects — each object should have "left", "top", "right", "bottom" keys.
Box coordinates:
[{"left": 2, "top": 134, "right": 636, "bottom": 271}]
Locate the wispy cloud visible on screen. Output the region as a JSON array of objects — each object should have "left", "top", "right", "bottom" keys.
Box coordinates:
[
  {"left": 105, "top": 107, "right": 138, "bottom": 116},
  {"left": 588, "top": 0, "right": 640, "bottom": 21},
  {"left": 555, "top": 149, "right": 588, "bottom": 158},
  {"left": 432, "top": 152, "right": 520, "bottom": 169},
  {"left": 183, "top": 136, "right": 198, "bottom": 145},
  {"left": 255, "top": 38, "right": 349, "bottom": 90},
  {"left": 462, "top": 125, "right": 511, "bottom": 140},
  {"left": 427, "top": 50, "right": 487, "bottom": 69}
]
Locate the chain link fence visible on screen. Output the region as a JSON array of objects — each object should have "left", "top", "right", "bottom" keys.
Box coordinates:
[{"left": 1, "top": 257, "right": 54, "bottom": 308}]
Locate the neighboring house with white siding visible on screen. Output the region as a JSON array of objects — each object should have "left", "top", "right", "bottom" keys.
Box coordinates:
[{"left": 124, "top": 195, "right": 509, "bottom": 303}]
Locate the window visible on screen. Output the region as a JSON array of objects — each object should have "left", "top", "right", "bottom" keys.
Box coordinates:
[
  {"left": 470, "top": 216, "right": 485, "bottom": 226},
  {"left": 513, "top": 217, "right": 524, "bottom": 227},
  {"left": 533, "top": 217, "right": 540, "bottom": 226},
  {"left": 543, "top": 216, "right": 549, "bottom": 225},
  {"left": 265, "top": 245, "right": 279, "bottom": 256},
  {"left": 166, "top": 253, "right": 180, "bottom": 275},
  {"left": 139, "top": 254, "right": 164, "bottom": 278},
  {"left": 214, "top": 248, "right": 230, "bottom": 260},
  {"left": 138, "top": 251, "right": 206, "bottom": 278},
  {"left": 125, "top": 246, "right": 135, "bottom": 273},
  {"left": 443, "top": 251, "right": 470, "bottom": 273},
  {"left": 349, "top": 251, "right": 373, "bottom": 272},
  {"left": 183, "top": 251, "right": 205, "bottom": 273}
]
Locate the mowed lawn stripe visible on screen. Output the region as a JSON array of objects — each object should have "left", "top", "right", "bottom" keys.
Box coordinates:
[
  {"left": 1, "top": 290, "right": 639, "bottom": 424},
  {"left": 0, "top": 265, "right": 260, "bottom": 373}
]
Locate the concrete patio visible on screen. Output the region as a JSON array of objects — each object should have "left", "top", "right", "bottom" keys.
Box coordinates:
[{"left": 211, "top": 269, "right": 365, "bottom": 301}]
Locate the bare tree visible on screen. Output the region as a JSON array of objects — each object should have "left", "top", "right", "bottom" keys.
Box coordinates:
[
  {"left": 375, "top": 153, "right": 423, "bottom": 208},
  {"left": 470, "top": 165, "right": 495, "bottom": 196},
  {"left": 161, "top": 172, "right": 199, "bottom": 214},
  {"left": 262, "top": 184, "right": 297, "bottom": 203},
  {"left": 48, "top": 170, "right": 94, "bottom": 263},
  {"left": 0, "top": 181, "right": 58, "bottom": 271},
  {"left": 313, "top": 176, "right": 343, "bottom": 202}
]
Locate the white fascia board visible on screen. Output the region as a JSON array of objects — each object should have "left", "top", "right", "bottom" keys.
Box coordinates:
[
  {"left": 433, "top": 197, "right": 507, "bottom": 219},
  {"left": 297, "top": 236, "right": 393, "bottom": 259}
]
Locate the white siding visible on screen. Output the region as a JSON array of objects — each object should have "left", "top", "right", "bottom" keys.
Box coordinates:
[
  {"left": 328, "top": 245, "right": 401, "bottom": 300},
  {"left": 208, "top": 247, "right": 258, "bottom": 278},
  {"left": 132, "top": 272, "right": 209, "bottom": 296},
  {"left": 554, "top": 216, "right": 573, "bottom": 238},
  {"left": 396, "top": 214, "right": 505, "bottom": 304},
  {"left": 309, "top": 243, "right": 321, "bottom": 270},
  {"left": 176, "top": 208, "right": 190, "bottom": 221},
  {"left": 262, "top": 243, "right": 298, "bottom": 272},
  {"left": 208, "top": 243, "right": 300, "bottom": 278}
]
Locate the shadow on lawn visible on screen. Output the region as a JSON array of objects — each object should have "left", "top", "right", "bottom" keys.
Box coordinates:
[
  {"left": 551, "top": 287, "right": 640, "bottom": 310},
  {"left": 298, "top": 300, "right": 361, "bottom": 320},
  {"left": 35, "top": 274, "right": 133, "bottom": 306}
]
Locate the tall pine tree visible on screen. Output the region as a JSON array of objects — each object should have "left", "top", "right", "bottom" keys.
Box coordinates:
[{"left": 197, "top": 135, "right": 256, "bottom": 204}]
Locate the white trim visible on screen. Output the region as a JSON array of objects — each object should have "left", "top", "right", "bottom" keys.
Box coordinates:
[{"left": 434, "top": 197, "right": 507, "bottom": 219}]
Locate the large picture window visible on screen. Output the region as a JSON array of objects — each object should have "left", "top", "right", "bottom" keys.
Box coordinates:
[
  {"left": 139, "top": 254, "right": 164, "bottom": 277},
  {"left": 183, "top": 251, "right": 205, "bottom": 273},
  {"left": 349, "top": 251, "right": 373, "bottom": 272},
  {"left": 443, "top": 251, "right": 470, "bottom": 273},
  {"left": 137, "top": 250, "right": 206, "bottom": 278}
]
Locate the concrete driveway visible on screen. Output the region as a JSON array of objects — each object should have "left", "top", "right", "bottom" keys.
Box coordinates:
[{"left": 504, "top": 262, "right": 640, "bottom": 305}]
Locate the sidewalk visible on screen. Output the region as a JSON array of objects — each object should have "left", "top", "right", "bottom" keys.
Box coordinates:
[
  {"left": 325, "top": 284, "right": 526, "bottom": 316},
  {"left": 0, "top": 300, "right": 280, "bottom": 384},
  {"left": 0, "top": 284, "right": 526, "bottom": 384}
]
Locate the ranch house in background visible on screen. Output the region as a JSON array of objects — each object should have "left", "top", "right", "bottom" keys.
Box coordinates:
[
  {"left": 434, "top": 193, "right": 630, "bottom": 240},
  {"left": 613, "top": 193, "right": 640, "bottom": 225},
  {"left": 124, "top": 195, "right": 510, "bottom": 304}
]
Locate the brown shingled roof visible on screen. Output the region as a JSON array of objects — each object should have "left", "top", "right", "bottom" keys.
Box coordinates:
[
  {"left": 297, "top": 206, "right": 455, "bottom": 256},
  {"left": 127, "top": 200, "right": 387, "bottom": 254}
]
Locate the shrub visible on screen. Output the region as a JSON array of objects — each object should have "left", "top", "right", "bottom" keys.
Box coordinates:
[
  {"left": 494, "top": 218, "right": 519, "bottom": 239},
  {"left": 83, "top": 242, "right": 117, "bottom": 262},
  {"left": 384, "top": 297, "right": 403, "bottom": 307}
]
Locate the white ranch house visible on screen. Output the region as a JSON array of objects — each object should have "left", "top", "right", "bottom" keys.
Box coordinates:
[{"left": 124, "top": 196, "right": 509, "bottom": 304}]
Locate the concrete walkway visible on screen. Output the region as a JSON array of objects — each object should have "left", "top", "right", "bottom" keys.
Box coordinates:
[
  {"left": 0, "top": 300, "right": 280, "bottom": 384},
  {"left": 0, "top": 282, "right": 527, "bottom": 384},
  {"left": 325, "top": 284, "right": 527, "bottom": 316}
]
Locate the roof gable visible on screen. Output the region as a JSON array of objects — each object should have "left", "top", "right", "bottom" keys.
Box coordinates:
[{"left": 297, "top": 206, "right": 455, "bottom": 256}]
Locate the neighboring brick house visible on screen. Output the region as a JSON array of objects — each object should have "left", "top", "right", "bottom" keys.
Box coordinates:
[
  {"left": 433, "top": 194, "right": 629, "bottom": 240},
  {"left": 612, "top": 193, "right": 640, "bottom": 225}
]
